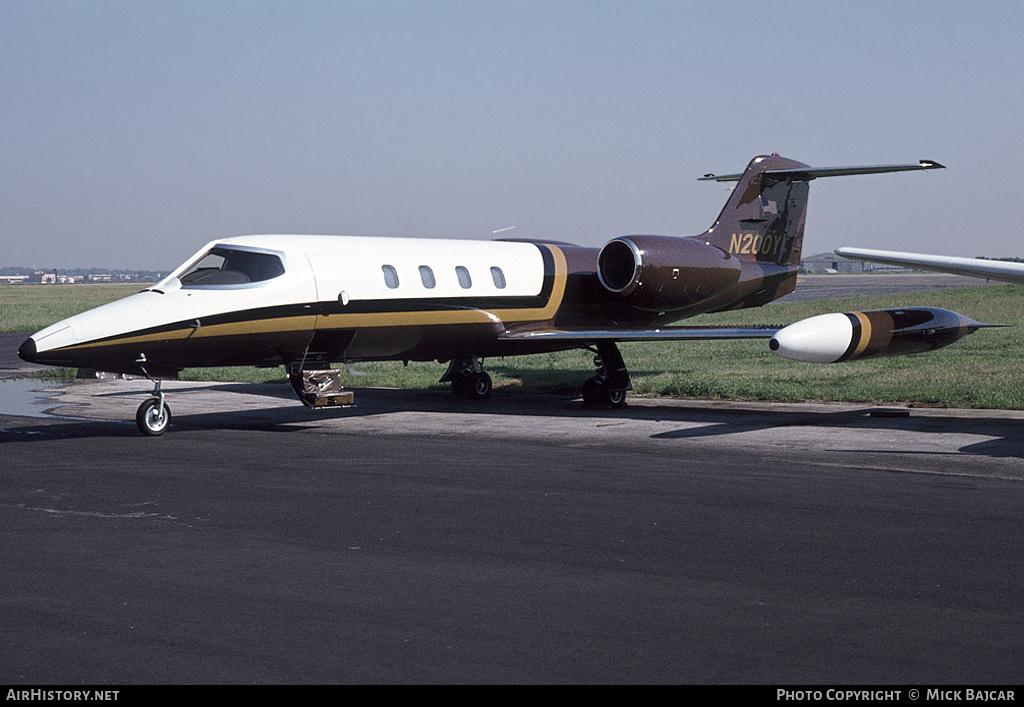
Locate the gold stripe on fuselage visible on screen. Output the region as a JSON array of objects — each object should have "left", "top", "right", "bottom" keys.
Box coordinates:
[{"left": 850, "top": 311, "right": 872, "bottom": 359}]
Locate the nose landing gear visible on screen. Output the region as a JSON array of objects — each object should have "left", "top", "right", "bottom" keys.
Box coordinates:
[
  {"left": 131, "top": 355, "right": 174, "bottom": 436},
  {"left": 136, "top": 379, "right": 171, "bottom": 436}
]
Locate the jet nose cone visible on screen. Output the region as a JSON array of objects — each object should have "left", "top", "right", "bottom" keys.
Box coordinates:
[{"left": 18, "top": 337, "right": 38, "bottom": 363}]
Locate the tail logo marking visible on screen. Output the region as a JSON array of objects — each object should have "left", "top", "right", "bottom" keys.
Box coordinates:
[{"left": 728, "top": 232, "right": 784, "bottom": 258}]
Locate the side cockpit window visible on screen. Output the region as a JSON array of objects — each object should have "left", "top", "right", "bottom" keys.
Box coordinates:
[{"left": 179, "top": 247, "right": 285, "bottom": 288}]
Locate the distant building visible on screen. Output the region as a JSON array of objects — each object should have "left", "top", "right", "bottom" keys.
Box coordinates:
[
  {"left": 29, "top": 271, "right": 57, "bottom": 284},
  {"left": 800, "top": 252, "right": 910, "bottom": 274},
  {"left": 0, "top": 268, "right": 166, "bottom": 284}
]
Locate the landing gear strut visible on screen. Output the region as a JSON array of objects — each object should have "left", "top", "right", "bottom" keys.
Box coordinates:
[
  {"left": 581, "top": 341, "right": 631, "bottom": 409},
  {"left": 442, "top": 356, "right": 492, "bottom": 399}
]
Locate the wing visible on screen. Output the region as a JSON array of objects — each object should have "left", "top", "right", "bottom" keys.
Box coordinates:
[
  {"left": 835, "top": 247, "right": 1024, "bottom": 285},
  {"left": 498, "top": 326, "right": 779, "bottom": 343}
]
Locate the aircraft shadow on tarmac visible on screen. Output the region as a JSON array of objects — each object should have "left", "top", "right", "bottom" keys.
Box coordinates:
[
  {"left": 646, "top": 408, "right": 1023, "bottom": 459},
  {"left": 3, "top": 381, "right": 1023, "bottom": 460}
]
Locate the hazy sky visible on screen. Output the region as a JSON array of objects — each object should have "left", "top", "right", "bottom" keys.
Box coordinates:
[{"left": 2, "top": 0, "right": 1022, "bottom": 270}]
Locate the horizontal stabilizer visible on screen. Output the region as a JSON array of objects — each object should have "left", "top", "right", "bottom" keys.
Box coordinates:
[{"left": 699, "top": 160, "right": 943, "bottom": 182}]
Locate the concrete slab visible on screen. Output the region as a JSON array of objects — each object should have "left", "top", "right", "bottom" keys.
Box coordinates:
[{"left": 20, "top": 377, "right": 1024, "bottom": 481}]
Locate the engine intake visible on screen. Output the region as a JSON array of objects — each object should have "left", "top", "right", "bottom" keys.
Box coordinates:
[{"left": 597, "top": 235, "right": 741, "bottom": 311}]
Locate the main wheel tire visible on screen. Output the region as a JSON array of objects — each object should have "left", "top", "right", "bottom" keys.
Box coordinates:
[
  {"left": 581, "top": 377, "right": 602, "bottom": 406},
  {"left": 453, "top": 371, "right": 492, "bottom": 399},
  {"left": 581, "top": 378, "right": 627, "bottom": 409},
  {"left": 471, "top": 371, "right": 492, "bottom": 399},
  {"left": 606, "top": 386, "right": 627, "bottom": 409},
  {"left": 451, "top": 374, "right": 469, "bottom": 397},
  {"left": 136, "top": 398, "right": 171, "bottom": 436}
]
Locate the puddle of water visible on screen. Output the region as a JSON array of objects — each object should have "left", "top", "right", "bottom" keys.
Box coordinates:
[{"left": 0, "top": 378, "right": 67, "bottom": 418}]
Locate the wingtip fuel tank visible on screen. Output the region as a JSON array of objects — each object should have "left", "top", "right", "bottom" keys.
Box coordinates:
[{"left": 769, "top": 307, "right": 986, "bottom": 363}]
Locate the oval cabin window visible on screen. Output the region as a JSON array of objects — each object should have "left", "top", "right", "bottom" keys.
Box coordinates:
[
  {"left": 455, "top": 266, "right": 472, "bottom": 289},
  {"left": 382, "top": 265, "right": 400, "bottom": 289},
  {"left": 419, "top": 265, "right": 436, "bottom": 289},
  {"left": 490, "top": 266, "right": 506, "bottom": 289}
]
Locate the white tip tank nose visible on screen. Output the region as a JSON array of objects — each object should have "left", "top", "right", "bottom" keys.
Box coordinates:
[{"left": 769, "top": 313, "right": 854, "bottom": 363}]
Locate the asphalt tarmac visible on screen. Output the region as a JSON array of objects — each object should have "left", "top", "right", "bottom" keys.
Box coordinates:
[
  {"left": 2, "top": 273, "right": 1022, "bottom": 684},
  {"left": 2, "top": 381, "right": 1023, "bottom": 684}
]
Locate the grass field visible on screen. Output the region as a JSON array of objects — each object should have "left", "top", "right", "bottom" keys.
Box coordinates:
[
  {"left": 5, "top": 281, "right": 1024, "bottom": 409},
  {"left": 0, "top": 283, "right": 142, "bottom": 333}
]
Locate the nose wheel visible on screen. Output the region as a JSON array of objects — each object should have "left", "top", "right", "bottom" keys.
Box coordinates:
[
  {"left": 135, "top": 377, "right": 171, "bottom": 436},
  {"left": 136, "top": 396, "right": 171, "bottom": 436}
]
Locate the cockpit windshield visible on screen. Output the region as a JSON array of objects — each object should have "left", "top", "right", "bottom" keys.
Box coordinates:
[{"left": 178, "top": 247, "right": 285, "bottom": 288}]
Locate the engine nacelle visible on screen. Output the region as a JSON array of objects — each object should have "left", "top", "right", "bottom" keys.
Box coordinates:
[
  {"left": 769, "top": 307, "right": 984, "bottom": 363},
  {"left": 597, "top": 235, "right": 741, "bottom": 312}
]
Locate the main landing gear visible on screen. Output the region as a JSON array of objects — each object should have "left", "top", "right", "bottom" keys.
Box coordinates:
[
  {"left": 440, "top": 344, "right": 631, "bottom": 409},
  {"left": 581, "top": 341, "right": 631, "bottom": 409},
  {"left": 441, "top": 356, "right": 493, "bottom": 399}
]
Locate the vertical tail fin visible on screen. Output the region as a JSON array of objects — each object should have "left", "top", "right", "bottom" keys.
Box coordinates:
[
  {"left": 697, "top": 154, "right": 811, "bottom": 266},
  {"left": 696, "top": 155, "right": 944, "bottom": 267}
]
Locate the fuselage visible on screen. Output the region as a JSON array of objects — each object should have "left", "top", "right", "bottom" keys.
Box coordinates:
[{"left": 19, "top": 233, "right": 796, "bottom": 377}]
